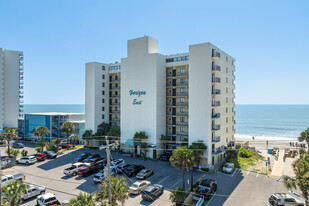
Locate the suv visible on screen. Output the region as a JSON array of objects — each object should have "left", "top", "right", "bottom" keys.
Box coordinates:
[
  {"left": 160, "top": 152, "right": 172, "bottom": 161},
  {"left": 20, "top": 185, "right": 46, "bottom": 203},
  {"left": 197, "top": 179, "right": 217, "bottom": 192},
  {"left": 269, "top": 193, "right": 304, "bottom": 206},
  {"left": 142, "top": 184, "right": 164, "bottom": 201},
  {"left": 36, "top": 193, "right": 61, "bottom": 206},
  {"left": 16, "top": 156, "right": 36, "bottom": 165},
  {"left": 123, "top": 165, "right": 145, "bottom": 177},
  {"left": 34, "top": 153, "right": 47, "bottom": 161}
]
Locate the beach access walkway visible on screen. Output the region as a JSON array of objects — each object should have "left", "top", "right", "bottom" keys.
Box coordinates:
[{"left": 270, "top": 150, "right": 284, "bottom": 178}]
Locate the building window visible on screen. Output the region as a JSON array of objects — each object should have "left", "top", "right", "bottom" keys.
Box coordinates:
[
  {"left": 115, "top": 99, "right": 118, "bottom": 103},
  {"left": 166, "top": 56, "right": 189, "bottom": 63},
  {"left": 102, "top": 66, "right": 105, "bottom": 70},
  {"left": 180, "top": 127, "right": 184, "bottom": 132},
  {"left": 102, "top": 115, "right": 105, "bottom": 119},
  {"left": 102, "top": 91, "right": 105, "bottom": 95},
  {"left": 226, "top": 97, "right": 228, "bottom": 103},
  {"left": 226, "top": 127, "right": 228, "bottom": 133},
  {"left": 115, "top": 83, "right": 118, "bottom": 88},
  {"left": 180, "top": 88, "right": 185, "bottom": 93},
  {"left": 181, "top": 98, "right": 185, "bottom": 103},
  {"left": 115, "top": 91, "right": 118, "bottom": 95},
  {"left": 226, "top": 117, "right": 228, "bottom": 123},
  {"left": 180, "top": 69, "right": 185, "bottom": 74},
  {"left": 115, "top": 76, "right": 118, "bottom": 80},
  {"left": 226, "top": 87, "right": 228, "bottom": 93},
  {"left": 226, "top": 67, "right": 228, "bottom": 73},
  {"left": 102, "top": 99, "right": 105, "bottom": 103},
  {"left": 102, "top": 75, "right": 105, "bottom": 79},
  {"left": 180, "top": 117, "right": 184, "bottom": 122},
  {"left": 180, "top": 79, "right": 185, "bottom": 84},
  {"left": 102, "top": 107, "right": 105, "bottom": 111},
  {"left": 102, "top": 83, "right": 105, "bottom": 87},
  {"left": 226, "top": 78, "right": 228, "bottom": 83},
  {"left": 180, "top": 108, "right": 185, "bottom": 113},
  {"left": 109, "top": 65, "right": 121, "bottom": 70},
  {"left": 226, "top": 56, "right": 228, "bottom": 62},
  {"left": 115, "top": 107, "right": 118, "bottom": 111},
  {"left": 226, "top": 107, "right": 228, "bottom": 113}
]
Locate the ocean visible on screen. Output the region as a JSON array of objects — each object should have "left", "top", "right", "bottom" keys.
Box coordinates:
[{"left": 23, "top": 104, "right": 309, "bottom": 140}]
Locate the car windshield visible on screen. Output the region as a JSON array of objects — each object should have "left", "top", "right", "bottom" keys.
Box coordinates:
[
  {"left": 131, "top": 184, "right": 138, "bottom": 188},
  {"left": 225, "top": 164, "right": 233, "bottom": 168},
  {"left": 77, "top": 154, "right": 84, "bottom": 158},
  {"left": 94, "top": 174, "right": 102, "bottom": 178},
  {"left": 45, "top": 197, "right": 56, "bottom": 202},
  {"left": 139, "top": 170, "right": 146, "bottom": 174}
]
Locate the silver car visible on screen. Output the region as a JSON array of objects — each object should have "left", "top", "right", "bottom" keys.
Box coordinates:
[
  {"left": 136, "top": 169, "right": 153, "bottom": 179},
  {"left": 16, "top": 156, "right": 37, "bottom": 165},
  {"left": 20, "top": 185, "right": 46, "bottom": 203}
]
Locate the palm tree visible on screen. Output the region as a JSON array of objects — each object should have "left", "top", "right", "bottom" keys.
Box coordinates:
[
  {"left": 69, "top": 192, "right": 95, "bottom": 206},
  {"left": 283, "top": 154, "right": 309, "bottom": 206},
  {"left": 0, "top": 128, "right": 18, "bottom": 157},
  {"left": 188, "top": 140, "right": 207, "bottom": 169},
  {"left": 298, "top": 128, "right": 309, "bottom": 153},
  {"left": 61, "top": 121, "right": 75, "bottom": 139},
  {"left": 133, "top": 131, "right": 148, "bottom": 156},
  {"left": 170, "top": 146, "right": 191, "bottom": 189},
  {"left": 36, "top": 140, "right": 49, "bottom": 152},
  {"left": 69, "top": 134, "right": 80, "bottom": 147},
  {"left": 169, "top": 187, "right": 188, "bottom": 206},
  {"left": 34, "top": 126, "right": 50, "bottom": 141},
  {"left": 2, "top": 180, "right": 29, "bottom": 206},
  {"left": 95, "top": 176, "right": 129, "bottom": 206},
  {"left": 186, "top": 151, "right": 198, "bottom": 191}
]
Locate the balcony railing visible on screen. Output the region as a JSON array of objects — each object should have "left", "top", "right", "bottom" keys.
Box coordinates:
[
  {"left": 110, "top": 78, "right": 120, "bottom": 82},
  {"left": 166, "top": 72, "right": 189, "bottom": 77},
  {"left": 212, "top": 89, "right": 221, "bottom": 95},
  {"left": 167, "top": 102, "right": 189, "bottom": 107},
  {"left": 110, "top": 94, "right": 120, "bottom": 98},
  {"left": 110, "top": 102, "right": 120, "bottom": 106},
  {"left": 212, "top": 136, "right": 221, "bottom": 142},
  {"left": 20, "top": 81, "right": 24, "bottom": 85},
  {"left": 167, "top": 92, "right": 188, "bottom": 97},
  {"left": 166, "top": 121, "right": 188, "bottom": 126},
  {"left": 212, "top": 147, "right": 225, "bottom": 155},
  {"left": 166, "top": 132, "right": 188, "bottom": 137},
  {"left": 212, "top": 51, "right": 221, "bottom": 58},
  {"left": 19, "top": 91, "right": 24, "bottom": 94},
  {"left": 166, "top": 111, "right": 188, "bottom": 116},
  {"left": 212, "top": 77, "right": 221, "bottom": 83},
  {"left": 212, "top": 101, "right": 220, "bottom": 107},
  {"left": 212, "top": 65, "right": 221, "bottom": 71},
  {"left": 19, "top": 67, "right": 24, "bottom": 71},
  {"left": 212, "top": 113, "right": 220, "bottom": 118},
  {"left": 167, "top": 82, "right": 188, "bottom": 87},
  {"left": 19, "top": 95, "right": 24, "bottom": 99},
  {"left": 110, "top": 86, "right": 120, "bottom": 90},
  {"left": 19, "top": 76, "right": 24, "bottom": 80},
  {"left": 212, "top": 124, "right": 220, "bottom": 131},
  {"left": 109, "top": 110, "right": 120, "bottom": 114}
]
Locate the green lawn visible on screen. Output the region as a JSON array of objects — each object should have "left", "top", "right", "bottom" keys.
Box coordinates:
[{"left": 230, "top": 150, "right": 262, "bottom": 170}]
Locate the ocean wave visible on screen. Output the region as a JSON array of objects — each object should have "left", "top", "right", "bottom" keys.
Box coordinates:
[{"left": 235, "top": 134, "right": 298, "bottom": 141}]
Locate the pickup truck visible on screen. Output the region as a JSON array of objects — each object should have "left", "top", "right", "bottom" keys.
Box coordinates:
[
  {"left": 19, "top": 185, "right": 46, "bottom": 203},
  {"left": 1, "top": 174, "right": 25, "bottom": 186},
  {"left": 37, "top": 193, "right": 61, "bottom": 206},
  {"left": 63, "top": 162, "right": 90, "bottom": 176},
  {"left": 183, "top": 193, "right": 204, "bottom": 206}
]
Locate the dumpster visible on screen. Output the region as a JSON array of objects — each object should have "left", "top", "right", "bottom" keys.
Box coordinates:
[{"left": 268, "top": 148, "right": 273, "bottom": 154}]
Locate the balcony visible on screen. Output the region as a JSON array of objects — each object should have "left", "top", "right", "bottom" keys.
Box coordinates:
[
  {"left": 167, "top": 92, "right": 188, "bottom": 97},
  {"left": 166, "top": 111, "right": 188, "bottom": 116},
  {"left": 110, "top": 86, "right": 120, "bottom": 90},
  {"left": 19, "top": 76, "right": 24, "bottom": 80},
  {"left": 166, "top": 82, "right": 188, "bottom": 88},
  {"left": 212, "top": 89, "right": 221, "bottom": 95},
  {"left": 212, "top": 65, "right": 221, "bottom": 71},
  {"left": 212, "top": 101, "right": 220, "bottom": 107},
  {"left": 110, "top": 94, "right": 120, "bottom": 98},
  {"left": 110, "top": 110, "right": 120, "bottom": 114},
  {"left": 19, "top": 67, "right": 24, "bottom": 71},
  {"left": 19, "top": 91, "right": 24, "bottom": 94},
  {"left": 212, "top": 124, "right": 220, "bottom": 131},
  {"left": 19, "top": 109, "right": 23, "bottom": 113},
  {"left": 212, "top": 136, "right": 221, "bottom": 143},
  {"left": 19, "top": 62, "right": 23, "bottom": 66},
  {"left": 110, "top": 78, "right": 120, "bottom": 83},
  {"left": 212, "top": 51, "right": 221, "bottom": 59},
  {"left": 20, "top": 105, "right": 24, "bottom": 108},
  {"left": 212, "top": 147, "right": 225, "bottom": 155},
  {"left": 166, "top": 121, "right": 188, "bottom": 126},
  {"left": 110, "top": 119, "right": 120, "bottom": 122},
  {"left": 167, "top": 102, "right": 189, "bottom": 107},
  {"left": 20, "top": 81, "right": 24, "bottom": 85},
  {"left": 110, "top": 102, "right": 120, "bottom": 106},
  {"left": 19, "top": 86, "right": 23, "bottom": 89},
  {"left": 166, "top": 132, "right": 188, "bottom": 137},
  {"left": 19, "top": 95, "right": 24, "bottom": 99},
  {"left": 212, "top": 113, "right": 220, "bottom": 118},
  {"left": 166, "top": 72, "right": 189, "bottom": 78},
  {"left": 212, "top": 77, "right": 221, "bottom": 83},
  {"left": 20, "top": 100, "right": 24, "bottom": 103},
  {"left": 19, "top": 71, "right": 24, "bottom": 75}
]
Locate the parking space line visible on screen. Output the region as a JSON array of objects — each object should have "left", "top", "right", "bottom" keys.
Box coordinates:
[
  {"left": 156, "top": 176, "right": 170, "bottom": 185},
  {"left": 231, "top": 168, "right": 238, "bottom": 177},
  {"left": 205, "top": 192, "right": 216, "bottom": 206},
  {"left": 247, "top": 171, "right": 250, "bottom": 175},
  {"left": 168, "top": 178, "right": 182, "bottom": 190},
  {"left": 256, "top": 173, "right": 259, "bottom": 177}
]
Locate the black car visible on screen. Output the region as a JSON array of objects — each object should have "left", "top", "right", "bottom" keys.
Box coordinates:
[
  {"left": 97, "top": 159, "right": 107, "bottom": 169},
  {"left": 123, "top": 165, "right": 145, "bottom": 177},
  {"left": 83, "top": 154, "right": 100, "bottom": 163},
  {"left": 160, "top": 152, "right": 172, "bottom": 161},
  {"left": 43, "top": 151, "right": 57, "bottom": 159},
  {"left": 142, "top": 184, "right": 164, "bottom": 201},
  {"left": 89, "top": 157, "right": 105, "bottom": 165},
  {"left": 114, "top": 164, "right": 132, "bottom": 174},
  {"left": 74, "top": 153, "right": 91, "bottom": 162},
  {"left": 197, "top": 179, "right": 217, "bottom": 192},
  {"left": 194, "top": 185, "right": 214, "bottom": 200}
]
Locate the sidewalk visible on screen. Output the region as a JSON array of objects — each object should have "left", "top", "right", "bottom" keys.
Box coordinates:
[{"left": 270, "top": 150, "right": 284, "bottom": 178}]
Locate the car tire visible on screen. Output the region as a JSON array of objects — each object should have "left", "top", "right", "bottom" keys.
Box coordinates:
[
  {"left": 26, "top": 162, "right": 29, "bottom": 165},
  {"left": 40, "top": 191, "right": 45, "bottom": 194},
  {"left": 73, "top": 172, "right": 77, "bottom": 176},
  {"left": 19, "top": 199, "right": 24, "bottom": 204}
]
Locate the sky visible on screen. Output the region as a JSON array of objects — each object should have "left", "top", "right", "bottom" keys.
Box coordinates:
[{"left": 0, "top": 0, "right": 308, "bottom": 104}]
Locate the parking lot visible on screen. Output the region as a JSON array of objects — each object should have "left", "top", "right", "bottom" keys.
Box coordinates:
[{"left": 1, "top": 141, "right": 304, "bottom": 206}]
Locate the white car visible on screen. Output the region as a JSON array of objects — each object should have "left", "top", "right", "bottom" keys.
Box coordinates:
[
  {"left": 36, "top": 193, "right": 61, "bottom": 206},
  {"left": 136, "top": 169, "right": 153, "bottom": 179},
  {"left": 20, "top": 185, "right": 46, "bottom": 203},
  {"left": 222, "top": 163, "right": 234, "bottom": 174},
  {"left": 269, "top": 193, "right": 304, "bottom": 206},
  {"left": 129, "top": 180, "right": 151, "bottom": 194},
  {"left": 16, "top": 156, "right": 37, "bottom": 165},
  {"left": 93, "top": 170, "right": 115, "bottom": 183},
  {"left": 110, "top": 159, "right": 125, "bottom": 170}
]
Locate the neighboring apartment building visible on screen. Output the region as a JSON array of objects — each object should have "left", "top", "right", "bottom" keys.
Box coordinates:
[
  {"left": 0, "top": 48, "right": 24, "bottom": 130},
  {"left": 85, "top": 36, "right": 235, "bottom": 167},
  {"left": 23, "top": 113, "right": 85, "bottom": 141}
]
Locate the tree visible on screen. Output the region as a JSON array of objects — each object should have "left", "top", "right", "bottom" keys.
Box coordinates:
[
  {"left": 96, "top": 122, "right": 110, "bottom": 136},
  {"left": 36, "top": 140, "right": 48, "bottom": 152},
  {"left": 188, "top": 140, "right": 207, "bottom": 168},
  {"left": 21, "top": 150, "right": 28, "bottom": 157},
  {"left": 69, "top": 134, "right": 80, "bottom": 147},
  {"left": 69, "top": 192, "right": 95, "bottom": 206},
  {"left": 52, "top": 138, "right": 62, "bottom": 146},
  {"left": 186, "top": 151, "right": 198, "bottom": 191},
  {"left": 140, "top": 142, "right": 151, "bottom": 159},
  {"left": 0, "top": 128, "right": 18, "bottom": 157},
  {"left": 83, "top": 130, "right": 93, "bottom": 138},
  {"left": 61, "top": 121, "right": 75, "bottom": 139},
  {"left": 298, "top": 128, "right": 309, "bottom": 153},
  {"left": 169, "top": 187, "right": 188, "bottom": 205},
  {"left": 2, "top": 180, "right": 29, "bottom": 206},
  {"left": 283, "top": 155, "right": 309, "bottom": 206},
  {"left": 170, "top": 146, "right": 192, "bottom": 189},
  {"left": 160, "top": 135, "right": 171, "bottom": 151},
  {"left": 95, "top": 176, "right": 129, "bottom": 206},
  {"left": 109, "top": 126, "right": 120, "bottom": 137},
  {"left": 34, "top": 126, "right": 50, "bottom": 141}
]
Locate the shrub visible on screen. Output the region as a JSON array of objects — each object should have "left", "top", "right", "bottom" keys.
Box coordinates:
[
  {"left": 238, "top": 147, "right": 250, "bottom": 158},
  {"left": 201, "top": 168, "right": 209, "bottom": 172},
  {"left": 21, "top": 150, "right": 28, "bottom": 157},
  {"left": 147, "top": 157, "right": 152, "bottom": 160},
  {"left": 35, "top": 147, "right": 43, "bottom": 153},
  {"left": 135, "top": 154, "right": 141, "bottom": 158},
  {"left": 226, "top": 150, "right": 238, "bottom": 160},
  {"left": 12, "top": 149, "right": 20, "bottom": 158}
]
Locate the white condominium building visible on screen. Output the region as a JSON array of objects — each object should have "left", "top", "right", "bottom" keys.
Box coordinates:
[
  {"left": 85, "top": 36, "right": 235, "bottom": 166},
  {"left": 0, "top": 48, "right": 24, "bottom": 130}
]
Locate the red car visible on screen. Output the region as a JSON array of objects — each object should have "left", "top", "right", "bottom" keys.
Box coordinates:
[
  {"left": 34, "top": 153, "right": 47, "bottom": 161},
  {"left": 58, "top": 143, "right": 73, "bottom": 149},
  {"left": 77, "top": 165, "right": 100, "bottom": 177}
]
